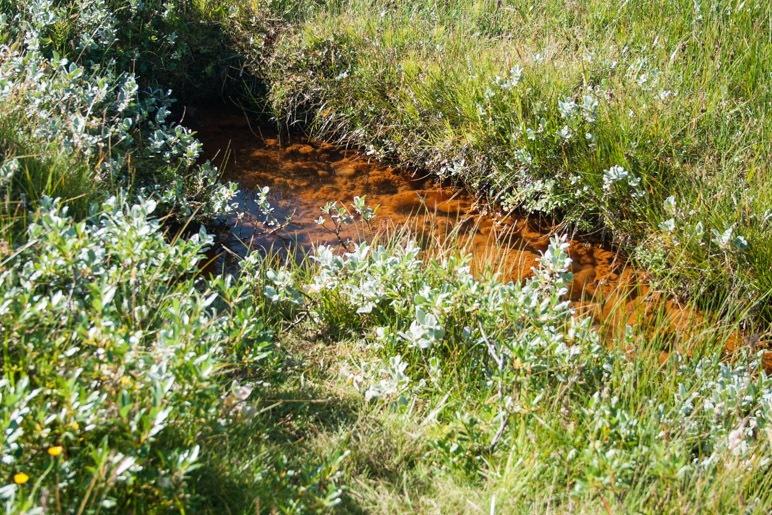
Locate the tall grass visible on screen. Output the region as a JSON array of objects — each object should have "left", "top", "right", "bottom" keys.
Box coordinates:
[
  {"left": 2, "top": 0, "right": 771, "bottom": 511},
  {"left": 248, "top": 220, "right": 772, "bottom": 513},
  {"left": 226, "top": 0, "right": 772, "bottom": 322}
]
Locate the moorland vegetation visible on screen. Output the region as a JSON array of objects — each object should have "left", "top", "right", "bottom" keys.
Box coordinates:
[{"left": 1, "top": 1, "right": 771, "bottom": 512}]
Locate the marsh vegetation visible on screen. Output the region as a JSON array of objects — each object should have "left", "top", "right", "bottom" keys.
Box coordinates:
[{"left": 1, "top": 1, "right": 771, "bottom": 512}]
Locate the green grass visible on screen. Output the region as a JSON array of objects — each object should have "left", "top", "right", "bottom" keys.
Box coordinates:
[
  {"left": 0, "top": 113, "right": 93, "bottom": 244},
  {"left": 2, "top": 0, "right": 772, "bottom": 512},
  {"left": 191, "top": 240, "right": 771, "bottom": 513},
  {"left": 225, "top": 0, "right": 772, "bottom": 323}
]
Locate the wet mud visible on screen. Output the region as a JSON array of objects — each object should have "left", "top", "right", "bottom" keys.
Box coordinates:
[{"left": 187, "top": 106, "right": 769, "bottom": 372}]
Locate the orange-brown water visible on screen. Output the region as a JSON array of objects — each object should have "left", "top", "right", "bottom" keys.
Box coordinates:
[
  {"left": 190, "top": 109, "right": 624, "bottom": 290},
  {"left": 188, "top": 106, "right": 769, "bottom": 371}
]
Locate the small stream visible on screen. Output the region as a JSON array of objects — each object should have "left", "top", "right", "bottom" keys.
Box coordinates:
[
  {"left": 189, "top": 107, "right": 627, "bottom": 292},
  {"left": 187, "top": 105, "right": 744, "bottom": 356}
]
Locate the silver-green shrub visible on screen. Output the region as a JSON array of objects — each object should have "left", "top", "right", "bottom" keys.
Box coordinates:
[{"left": 0, "top": 196, "right": 270, "bottom": 511}]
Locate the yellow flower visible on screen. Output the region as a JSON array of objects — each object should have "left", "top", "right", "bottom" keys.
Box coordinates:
[
  {"left": 71, "top": 422, "right": 79, "bottom": 431},
  {"left": 48, "top": 446, "right": 63, "bottom": 457},
  {"left": 13, "top": 472, "right": 29, "bottom": 485}
]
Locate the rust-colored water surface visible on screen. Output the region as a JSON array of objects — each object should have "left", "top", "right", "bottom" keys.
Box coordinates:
[
  {"left": 188, "top": 106, "right": 768, "bottom": 370},
  {"left": 190, "top": 108, "right": 622, "bottom": 291}
]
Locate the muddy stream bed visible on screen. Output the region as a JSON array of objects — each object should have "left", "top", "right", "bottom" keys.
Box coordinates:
[{"left": 188, "top": 106, "right": 769, "bottom": 370}]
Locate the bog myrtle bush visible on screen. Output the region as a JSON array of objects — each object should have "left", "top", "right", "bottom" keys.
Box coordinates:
[
  {"left": 2, "top": 0, "right": 234, "bottom": 95},
  {"left": 0, "top": 0, "right": 237, "bottom": 225},
  {"left": 300, "top": 236, "right": 609, "bottom": 404},
  {"left": 0, "top": 196, "right": 272, "bottom": 511},
  {"left": 276, "top": 231, "right": 772, "bottom": 500}
]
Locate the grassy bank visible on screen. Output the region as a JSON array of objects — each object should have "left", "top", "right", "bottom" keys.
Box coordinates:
[
  {"left": 1, "top": 0, "right": 771, "bottom": 512},
  {"left": 228, "top": 0, "right": 772, "bottom": 322}
]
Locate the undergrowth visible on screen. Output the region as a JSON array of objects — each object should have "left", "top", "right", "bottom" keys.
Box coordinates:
[
  {"left": 228, "top": 0, "right": 772, "bottom": 323},
  {"left": 1, "top": 0, "right": 771, "bottom": 513}
]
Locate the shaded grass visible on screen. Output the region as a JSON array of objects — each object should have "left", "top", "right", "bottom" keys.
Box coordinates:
[
  {"left": 0, "top": 116, "right": 94, "bottom": 243},
  {"left": 225, "top": 298, "right": 769, "bottom": 513}
]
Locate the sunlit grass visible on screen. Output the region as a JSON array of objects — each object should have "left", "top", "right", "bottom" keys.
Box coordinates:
[
  {"left": 227, "top": 0, "right": 772, "bottom": 322},
  {"left": 2, "top": 0, "right": 771, "bottom": 512}
]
